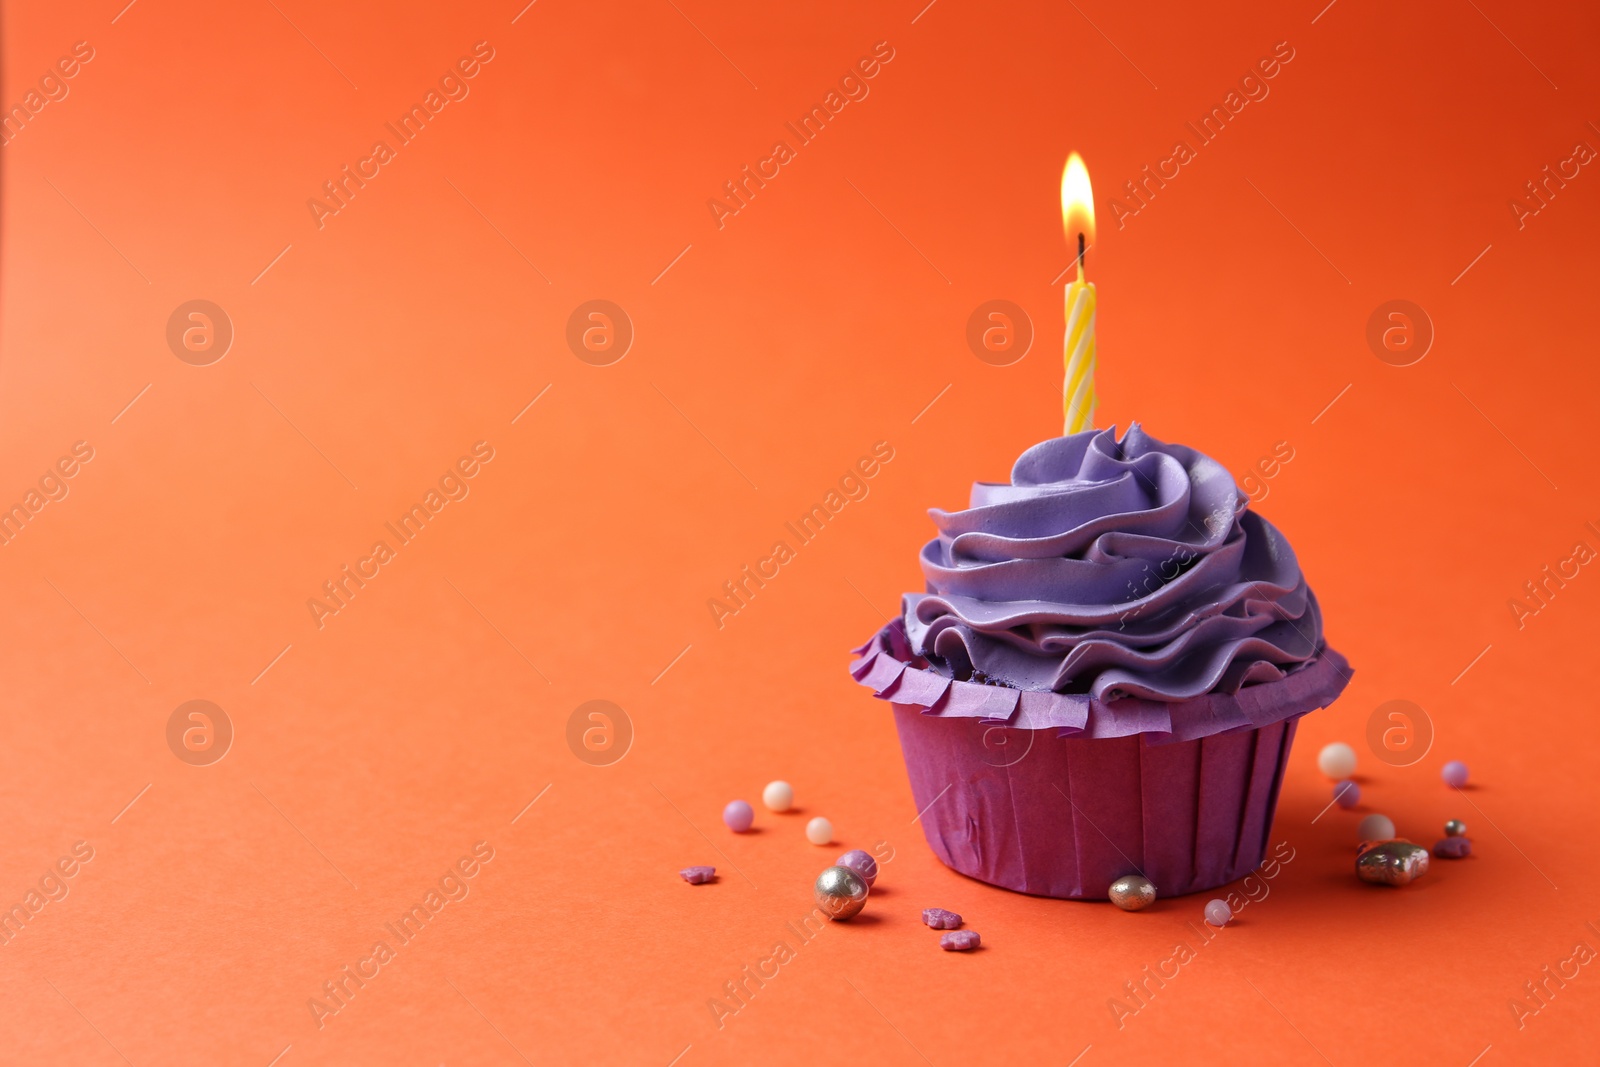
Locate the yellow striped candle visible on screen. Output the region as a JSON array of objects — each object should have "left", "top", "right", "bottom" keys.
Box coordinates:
[
  {"left": 1061, "top": 153, "right": 1097, "bottom": 435},
  {"left": 1064, "top": 267, "right": 1096, "bottom": 433}
]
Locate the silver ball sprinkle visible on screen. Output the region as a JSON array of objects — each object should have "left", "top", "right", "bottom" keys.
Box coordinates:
[
  {"left": 1108, "top": 874, "right": 1157, "bottom": 911},
  {"left": 814, "top": 865, "right": 869, "bottom": 921},
  {"left": 1445, "top": 819, "right": 1467, "bottom": 837}
]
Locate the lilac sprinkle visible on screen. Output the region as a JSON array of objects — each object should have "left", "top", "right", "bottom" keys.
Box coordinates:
[
  {"left": 680, "top": 866, "right": 716, "bottom": 884},
  {"left": 923, "top": 908, "right": 962, "bottom": 930},
  {"left": 940, "top": 930, "right": 981, "bottom": 951},
  {"left": 1334, "top": 779, "right": 1360, "bottom": 809},
  {"left": 722, "top": 800, "right": 754, "bottom": 832},
  {"left": 837, "top": 849, "right": 879, "bottom": 886},
  {"left": 1433, "top": 838, "right": 1472, "bottom": 859}
]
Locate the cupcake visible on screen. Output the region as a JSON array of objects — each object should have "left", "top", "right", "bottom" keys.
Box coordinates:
[{"left": 850, "top": 425, "right": 1349, "bottom": 899}]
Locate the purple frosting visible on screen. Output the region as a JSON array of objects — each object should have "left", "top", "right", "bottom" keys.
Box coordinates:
[{"left": 903, "top": 425, "right": 1327, "bottom": 703}]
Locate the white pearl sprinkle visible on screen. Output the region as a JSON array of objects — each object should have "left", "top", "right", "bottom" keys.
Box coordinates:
[
  {"left": 1358, "top": 813, "right": 1395, "bottom": 842},
  {"left": 1317, "top": 742, "right": 1358, "bottom": 779},
  {"left": 806, "top": 817, "right": 833, "bottom": 845},
  {"left": 763, "top": 780, "right": 794, "bottom": 812}
]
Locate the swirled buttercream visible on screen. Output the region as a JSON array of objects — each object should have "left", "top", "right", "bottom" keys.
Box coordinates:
[{"left": 902, "top": 424, "right": 1328, "bottom": 702}]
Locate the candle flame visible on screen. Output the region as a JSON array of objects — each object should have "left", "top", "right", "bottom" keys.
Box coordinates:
[{"left": 1060, "top": 152, "right": 1095, "bottom": 245}]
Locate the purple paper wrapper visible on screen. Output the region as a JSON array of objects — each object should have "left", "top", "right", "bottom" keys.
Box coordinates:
[
  {"left": 855, "top": 619, "right": 1350, "bottom": 899},
  {"left": 892, "top": 704, "right": 1301, "bottom": 898}
]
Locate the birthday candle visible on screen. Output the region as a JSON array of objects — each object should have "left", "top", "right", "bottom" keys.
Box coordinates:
[{"left": 1061, "top": 153, "right": 1097, "bottom": 435}]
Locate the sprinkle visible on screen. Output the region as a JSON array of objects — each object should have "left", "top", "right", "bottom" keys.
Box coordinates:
[
  {"left": 723, "top": 800, "right": 754, "bottom": 833},
  {"left": 680, "top": 866, "right": 716, "bottom": 884},
  {"left": 763, "top": 780, "right": 794, "bottom": 812},
  {"left": 837, "top": 849, "right": 878, "bottom": 885},
  {"left": 940, "top": 930, "right": 981, "bottom": 951},
  {"left": 1317, "top": 742, "right": 1357, "bottom": 779},
  {"left": 923, "top": 907, "right": 962, "bottom": 929},
  {"left": 1357, "top": 813, "right": 1395, "bottom": 843}
]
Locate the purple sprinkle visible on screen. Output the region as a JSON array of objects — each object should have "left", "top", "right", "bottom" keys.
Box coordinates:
[
  {"left": 1333, "top": 779, "right": 1360, "bottom": 809},
  {"left": 723, "top": 800, "right": 754, "bottom": 833},
  {"left": 1442, "top": 761, "right": 1470, "bottom": 789},
  {"left": 923, "top": 907, "right": 962, "bottom": 930},
  {"left": 1433, "top": 837, "right": 1472, "bottom": 859},
  {"left": 680, "top": 866, "right": 716, "bottom": 884},
  {"left": 837, "top": 849, "right": 878, "bottom": 885},
  {"left": 940, "top": 930, "right": 981, "bottom": 951}
]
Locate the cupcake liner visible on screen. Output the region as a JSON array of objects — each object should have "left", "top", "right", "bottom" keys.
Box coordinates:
[
  {"left": 892, "top": 703, "right": 1302, "bottom": 898},
  {"left": 855, "top": 618, "right": 1349, "bottom": 899}
]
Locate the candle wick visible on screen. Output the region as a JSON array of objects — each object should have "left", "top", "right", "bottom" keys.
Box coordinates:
[{"left": 1076, "top": 232, "right": 1086, "bottom": 280}]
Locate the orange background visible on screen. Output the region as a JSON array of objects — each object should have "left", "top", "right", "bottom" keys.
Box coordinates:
[{"left": 3, "top": 0, "right": 1599, "bottom": 1063}]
